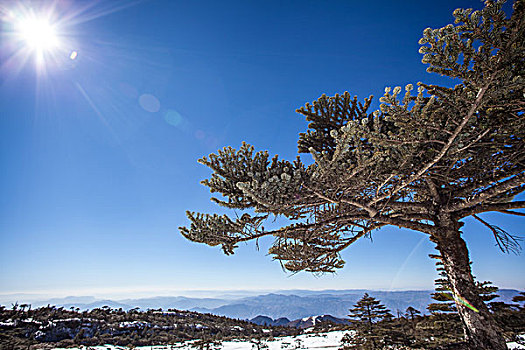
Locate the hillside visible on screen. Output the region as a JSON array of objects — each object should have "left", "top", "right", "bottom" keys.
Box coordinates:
[
  {"left": 2, "top": 299, "right": 524, "bottom": 349},
  {"left": 0, "top": 305, "right": 297, "bottom": 349}
]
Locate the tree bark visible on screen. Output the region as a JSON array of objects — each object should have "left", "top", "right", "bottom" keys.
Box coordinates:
[{"left": 434, "top": 214, "right": 507, "bottom": 350}]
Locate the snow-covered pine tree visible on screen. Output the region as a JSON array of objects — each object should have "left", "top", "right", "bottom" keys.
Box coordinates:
[{"left": 180, "top": 1, "right": 524, "bottom": 348}]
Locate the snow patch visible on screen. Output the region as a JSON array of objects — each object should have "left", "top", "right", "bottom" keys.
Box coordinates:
[
  {"left": 48, "top": 331, "right": 525, "bottom": 350},
  {"left": 508, "top": 334, "right": 525, "bottom": 350}
]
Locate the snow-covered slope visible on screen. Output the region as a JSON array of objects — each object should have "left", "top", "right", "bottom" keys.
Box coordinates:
[
  {"left": 49, "top": 331, "right": 347, "bottom": 350},
  {"left": 50, "top": 330, "right": 525, "bottom": 350}
]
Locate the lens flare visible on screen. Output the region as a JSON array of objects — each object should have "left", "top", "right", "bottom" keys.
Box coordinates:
[
  {"left": 139, "top": 93, "right": 161, "bottom": 113},
  {"left": 443, "top": 288, "right": 480, "bottom": 313}
]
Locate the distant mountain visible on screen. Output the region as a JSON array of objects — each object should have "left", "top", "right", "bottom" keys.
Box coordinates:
[
  {"left": 275, "top": 289, "right": 373, "bottom": 297},
  {"left": 193, "top": 291, "right": 424, "bottom": 319},
  {"left": 3, "top": 289, "right": 521, "bottom": 321},
  {"left": 24, "top": 296, "right": 231, "bottom": 312},
  {"left": 274, "top": 317, "right": 293, "bottom": 326},
  {"left": 119, "top": 296, "right": 229, "bottom": 310},
  {"left": 193, "top": 293, "right": 359, "bottom": 319},
  {"left": 250, "top": 316, "right": 291, "bottom": 327},
  {"left": 250, "top": 314, "right": 350, "bottom": 328},
  {"left": 493, "top": 289, "right": 523, "bottom": 304},
  {"left": 30, "top": 296, "right": 98, "bottom": 308},
  {"left": 61, "top": 300, "right": 133, "bottom": 311},
  {"left": 287, "top": 315, "right": 352, "bottom": 329},
  {"left": 250, "top": 315, "right": 274, "bottom": 326},
  {"left": 192, "top": 289, "right": 522, "bottom": 320}
]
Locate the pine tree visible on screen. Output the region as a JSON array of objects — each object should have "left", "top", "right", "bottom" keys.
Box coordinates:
[
  {"left": 405, "top": 306, "right": 421, "bottom": 322},
  {"left": 492, "top": 292, "right": 525, "bottom": 339},
  {"left": 428, "top": 255, "right": 457, "bottom": 314},
  {"left": 427, "top": 254, "right": 499, "bottom": 314},
  {"left": 476, "top": 280, "right": 499, "bottom": 303},
  {"left": 340, "top": 331, "right": 368, "bottom": 350},
  {"left": 512, "top": 291, "right": 525, "bottom": 305},
  {"left": 349, "top": 293, "right": 392, "bottom": 332},
  {"left": 345, "top": 294, "right": 393, "bottom": 349},
  {"left": 180, "top": 1, "right": 524, "bottom": 349}
]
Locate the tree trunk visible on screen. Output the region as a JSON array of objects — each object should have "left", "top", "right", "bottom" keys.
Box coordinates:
[{"left": 434, "top": 215, "right": 507, "bottom": 350}]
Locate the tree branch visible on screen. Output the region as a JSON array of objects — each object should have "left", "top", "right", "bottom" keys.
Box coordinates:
[
  {"left": 383, "top": 201, "right": 432, "bottom": 212},
  {"left": 233, "top": 230, "right": 277, "bottom": 244},
  {"left": 455, "top": 201, "right": 525, "bottom": 219},
  {"left": 472, "top": 214, "right": 522, "bottom": 254},
  {"left": 452, "top": 128, "right": 491, "bottom": 154},
  {"left": 333, "top": 223, "right": 387, "bottom": 253},
  {"left": 305, "top": 184, "right": 379, "bottom": 217},
  {"left": 373, "top": 215, "right": 436, "bottom": 235},
  {"left": 249, "top": 212, "right": 373, "bottom": 242},
  {"left": 370, "top": 80, "right": 493, "bottom": 206},
  {"left": 450, "top": 169, "right": 524, "bottom": 200},
  {"left": 447, "top": 172, "right": 525, "bottom": 213},
  {"left": 425, "top": 177, "right": 441, "bottom": 204}
]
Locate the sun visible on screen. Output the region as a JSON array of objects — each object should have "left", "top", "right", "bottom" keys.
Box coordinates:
[
  {"left": 16, "top": 15, "right": 60, "bottom": 52},
  {"left": 12, "top": 11, "right": 63, "bottom": 68},
  {"left": 2, "top": 1, "right": 137, "bottom": 76},
  {"left": 1, "top": 3, "right": 73, "bottom": 72}
]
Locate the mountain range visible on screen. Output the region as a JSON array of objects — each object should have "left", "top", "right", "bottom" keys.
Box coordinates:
[
  {"left": 249, "top": 314, "right": 352, "bottom": 329},
  {"left": 3, "top": 289, "right": 521, "bottom": 321}
]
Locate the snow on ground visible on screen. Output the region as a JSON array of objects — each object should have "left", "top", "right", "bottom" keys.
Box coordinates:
[
  {"left": 50, "top": 330, "right": 525, "bottom": 350},
  {"left": 50, "top": 330, "right": 348, "bottom": 350},
  {"left": 508, "top": 334, "right": 525, "bottom": 350}
]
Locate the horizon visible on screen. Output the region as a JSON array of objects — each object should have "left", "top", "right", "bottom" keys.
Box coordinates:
[
  {"left": 1, "top": 0, "right": 524, "bottom": 300},
  {"left": 2, "top": 286, "right": 523, "bottom": 307}
]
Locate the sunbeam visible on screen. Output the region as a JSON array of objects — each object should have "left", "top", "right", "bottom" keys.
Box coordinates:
[{"left": 0, "top": 0, "right": 142, "bottom": 77}]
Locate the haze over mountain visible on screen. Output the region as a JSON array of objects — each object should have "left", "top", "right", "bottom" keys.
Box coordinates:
[
  {"left": 2, "top": 289, "right": 521, "bottom": 320},
  {"left": 191, "top": 291, "right": 435, "bottom": 319}
]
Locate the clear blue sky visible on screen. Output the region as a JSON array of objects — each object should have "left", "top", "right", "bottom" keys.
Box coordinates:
[{"left": 0, "top": 0, "right": 523, "bottom": 299}]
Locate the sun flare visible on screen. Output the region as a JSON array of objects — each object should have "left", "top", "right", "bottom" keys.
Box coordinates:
[
  {"left": 1, "top": 3, "right": 72, "bottom": 72},
  {"left": 1, "top": 1, "right": 136, "bottom": 76},
  {"left": 16, "top": 16, "right": 60, "bottom": 52}
]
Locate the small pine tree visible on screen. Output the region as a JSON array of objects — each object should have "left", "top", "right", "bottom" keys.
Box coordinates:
[
  {"left": 427, "top": 255, "right": 457, "bottom": 314},
  {"left": 512, "top": 292, "right": 525, "bottom": 305},
  {"left": 405, "top": 306, "right": 421, "bottom": 322},
  {"left": 349, "top": 293, "right": 392, "bottom": 332},
  {"left": 491, "top": 292, "right": 525, "bottom": 340},
  {"left": 427, "top": 254, "right": 499, "bottom": 314},
  {"left": 476, "top": 280, "right": 499, "bottom": 303},
  {"left": 340, "top": 331, "right": 368, "bottom": 350},
  {"left": 250, "top": 338, "right": 269, "bottom": 350},
  {"left": 345, "top": 295, "right": 402, "bottom": 349}
]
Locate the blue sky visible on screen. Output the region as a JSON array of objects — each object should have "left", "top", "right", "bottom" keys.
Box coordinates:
[{"left": 0, "top": 0, "right": 523, "bottom": 299}]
